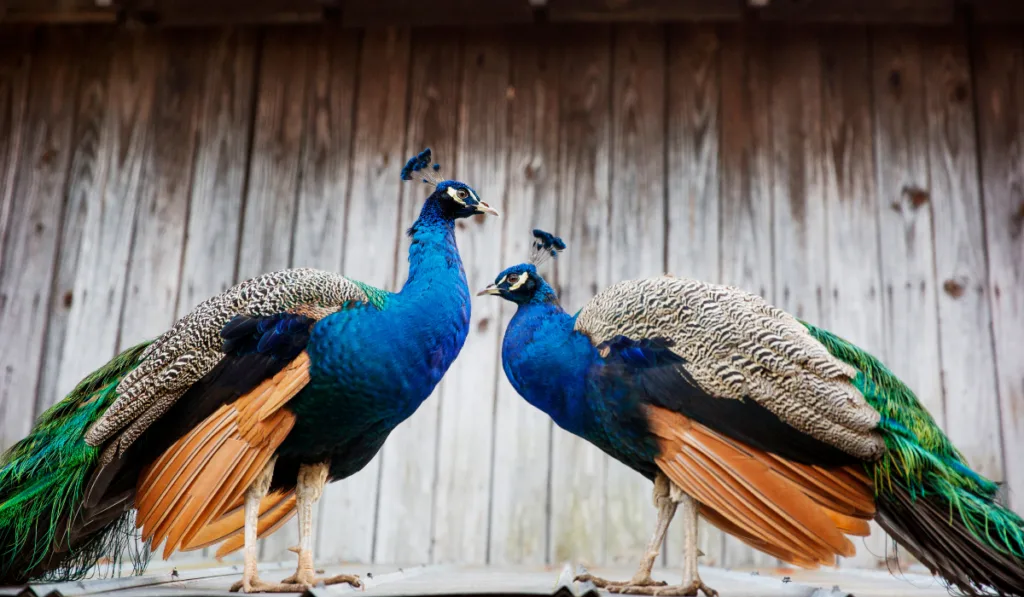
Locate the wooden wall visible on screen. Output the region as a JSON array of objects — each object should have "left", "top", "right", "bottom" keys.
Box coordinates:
[{"left": 0, "top": 22, "right": 1021, "bottom": 571}]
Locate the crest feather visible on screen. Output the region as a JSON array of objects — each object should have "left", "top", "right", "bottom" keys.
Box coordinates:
[
  {"left": 529, "top": 229, "right": 566, "bottom": 266},
  {"left": 400, "top": 148, "right": 444, "bottom": 187}
]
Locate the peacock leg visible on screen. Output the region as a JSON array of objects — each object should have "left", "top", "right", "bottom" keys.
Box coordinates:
[
  {"left": 279, "top": 462, "right": 361, "bottom": 589},
  {"left": 231, "top": 457, "right": 299, "bottom": 593},
  {"left": 576, "top": 473, "right": 674, "bottom": 590}
]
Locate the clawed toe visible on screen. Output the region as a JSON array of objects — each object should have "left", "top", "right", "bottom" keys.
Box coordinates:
[
  {"left": 607, "top": 581, "right": 717, "bottom": 597},
  {"left": 574, "top": 574, "right": 668, "bottom": 589},
  {"left": 229, "top": 577, "right": 306, "bottom": 593}
]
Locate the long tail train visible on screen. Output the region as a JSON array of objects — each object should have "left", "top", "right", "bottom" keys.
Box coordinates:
[
  {"left": 0, "top": 343, "right": 152, "bottom": 585},
  {"left": 807, "top": 323, "right": 1024, "bottom": 596}
]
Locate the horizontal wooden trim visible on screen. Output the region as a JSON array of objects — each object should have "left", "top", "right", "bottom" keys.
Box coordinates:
[{"left": 2, "top": 0, "right": 1024, "bottom": 25}]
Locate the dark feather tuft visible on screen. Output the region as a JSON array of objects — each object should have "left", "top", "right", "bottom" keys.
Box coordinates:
[
  {"left": 401, "top": 148, "right": 443, "bottom": 186},
  {"left": 529, "top": 229, "right": 566, "bottom": 266}
]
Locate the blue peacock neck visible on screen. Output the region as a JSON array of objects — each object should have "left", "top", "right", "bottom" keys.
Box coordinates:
[
  {"left": 503, "top": 296, "right": 595, "bottom": 436},
  {"left": 400, "top": 198, "right": 466, "bottom": 297}
]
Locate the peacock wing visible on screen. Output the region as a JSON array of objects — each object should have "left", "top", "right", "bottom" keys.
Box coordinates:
[
  {"left": 574, "top": 275, "right": 885, "bottom": 462},
  {"left": 84, "top": 268, "right": 385, "bottom": 462}
]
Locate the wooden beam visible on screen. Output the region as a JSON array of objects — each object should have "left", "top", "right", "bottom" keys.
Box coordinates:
[
  {"left": 547, "top": 0, "right": 740, "bottom": 22},
  {"left": 339, "top": 0, "right": 533, "bottom": 26},
  {"left": 1, "top": 0, "right": 119, "bottom": 23},
  {"left": 752, "top": 0, "right": 954, "bottom": 24}
]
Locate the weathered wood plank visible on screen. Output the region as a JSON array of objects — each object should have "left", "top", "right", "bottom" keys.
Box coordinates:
[
  {"left": 486, "top": 26, "right": 560, "bottom": 566},
  {"left": 431, "top": 29, "right": 509, "bottom": 565},
  {"left": 550, "top": 24, "right": 611, "bottom": 567},
  {"left": 818, "top": 27, "right": 887, "bottom": 569},
  {"left": 0, "top": 29, "right": 30, "bottom": 271},
  {"left": 316, "top": 27, "right": 411, "bottom": 564},
  {"left": 375, "top": 27, "right": 461, "bottom": 566},
  {"left": 603, "top": 23, "right": 665, "bottom": 568},
  {"left": 174, "top": 29, "right": 257, "bottom": 314},
  {"left": 239, "top": 28, "right": 312, "bottom": 561},
  {"left": 287, "top": 28, "right": 361, "bottom": 563},
  {"left": 663, "top": 23, "right": 723, "bottom": 570},
  {"left": 341, "top": 0, "right": 533, "bottom": 26},
  {"left": 752, "top": 0, "right": 954, "bottom": 24},
  {"left": 717, "top": 23, "right": 774, "bottom": 568},
  {"left": 236, "top": 28, "right": 309, "bottom": 284},
  {"left": 0, "top": 30, "right": 79, "bottom": 450},
  {"left": 33, "top": 31, "right": 112, "bottom": 412},
  {"left": 921, "top": 27, "right": 1003, "bottom": 482},
  {"left": 768, "top": 26, "right": 827, "bottom": 324},
  {"left": 45, "top": 31, "right": 156, "bottom": 409},
  {"left": 119, "top": 30, "right": 203, "bottom": 346},
  {"left": 547, "top": 0, "right": 740, "bottom": 22},
  {"left": 870, "top": 29, "right": 944, "bottom": 424},
  {"left": 972, "top": 28, "right": 1023, "bottom": 510}
]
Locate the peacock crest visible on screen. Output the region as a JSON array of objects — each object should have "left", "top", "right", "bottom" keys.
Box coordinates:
[{"left": 529, "top": 229, "right": 566, "bottom": 267}]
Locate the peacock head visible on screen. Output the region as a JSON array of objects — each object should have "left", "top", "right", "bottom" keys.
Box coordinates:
[
  {"left": 478, "top": 229, "right": 565, "bottom": 304},
  {"left": 401, "top": 148, "right": 499, "bottom": 219}
]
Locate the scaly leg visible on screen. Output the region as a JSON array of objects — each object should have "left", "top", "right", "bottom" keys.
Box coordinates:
[
  {"left": 231, "top": 457, "right": 301, "bottom": 593},
  {"left": 575, "top": 473, "right": 675, "bottom": 589},
  {"left": 279, "top": 462, "right": 361, "bottom": 589},
  {"left": 610, "top": 488, "right": 717, "bottom": 597}
]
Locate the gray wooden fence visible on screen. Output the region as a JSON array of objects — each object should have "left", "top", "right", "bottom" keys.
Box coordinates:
[{"left": 0, "top": 22, "right": 1021, "bottom": 572}]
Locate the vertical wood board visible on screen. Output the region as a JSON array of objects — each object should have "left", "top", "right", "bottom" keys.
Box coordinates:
[
  {"left": 549, "top": 24, "right": 612, "bottom": 568},
  {"left": 431, "top": 29, "right": 510, "bottom": 565},
  {"left": 487, "top": 26, "right": 561, "bottom": 566},
  {"left": 922, "top": 28, "right": 1003, "bottom": 481},
  {"left": 973, "top": 28, "right": 1024, "bottom": 511},
  {"left": 0, "top": 30, "right": 81, "bottom": 449}
]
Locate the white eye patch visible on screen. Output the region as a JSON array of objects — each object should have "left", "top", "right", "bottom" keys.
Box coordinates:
[
  {"left": 446, "top": 186, "right": 467, "bottom": 206},
  {"left": 508, "top": 272, "right": 529, "bottom": 291}
]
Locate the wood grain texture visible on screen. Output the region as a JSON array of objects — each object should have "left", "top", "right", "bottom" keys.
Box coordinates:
[
  {"left": 818, "top": 27, "right": 887, "bottom": 569},
  {"left": 0, "top": 29, "right": 30, "bottom": 271},
  {"left": 33, "top": 31, "right": 112, "bottom": 413},
  {"left": 236, "top": 28, "right": 309, "bottom": 285},
  {"left": 972, "top": 27, "right": 1023, "bottom": 510},
  {"left": 717, "top": 24, "right": 774, "bottom": 568},
  {"left": 315, "top": 27, "right": 411, "bottom": 564},
  {"left": 605, "top": 23, "right": 665, "bottom": 568},
  {"left": 870, "top": 29, "right": 944, "bottom": 425},
  {"left": 175, "top": 29, "right": 257, "bottom": 315},
  {"left": 921, "top": 27, "right": 1003, "bottom": 482},
  {"left": 487, "top": 26, "right": 560, "bottom": 566},
  {"left": 550, "top": 24, "right": 611, "bottom": 568},
  {"left": 282, "top": 28, "right": 360, "bottom": 559},
  {"left": 663, "top": 23, "right": 723, "bottom": 570},
  {"left": 768, "top": 26, "right": 828, "bottom": 324},
  {"left": 48, "top": 31, "right": 156, "bottom": 407},
  {"left": 120, "top": 30, "right": 203, "bottom": 346},
  {"left": 431, "top": 29, "right": 509, "bottom": 565},
  {"left": 0, "top": 29, "right": 79, "bottom": 450},
  {"left": 375, "top": 27, "right": 461, "bottom": 566}
]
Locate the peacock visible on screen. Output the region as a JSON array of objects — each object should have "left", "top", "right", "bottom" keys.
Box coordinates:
[
  {"left": 0, "top": 149, "right": 499, "bottom": 592},
  {"left": 480, "top": 229, "right": 1024, "bottom": 597}
]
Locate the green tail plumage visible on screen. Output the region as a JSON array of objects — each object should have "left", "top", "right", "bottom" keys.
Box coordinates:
[
  {"left": 0, "top": 342, "right": 152, "bottom": 585},
  {"left": 805, "top": 322, "right": 1024, "bottom": 596}
]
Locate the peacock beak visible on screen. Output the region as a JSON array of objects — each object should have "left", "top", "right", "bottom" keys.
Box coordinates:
[
  {"left": 477, "top": 284, "right": 501, "bottom": 296},
  {"left": 474, "top": 202, "right": 500, "bottom": 217}
]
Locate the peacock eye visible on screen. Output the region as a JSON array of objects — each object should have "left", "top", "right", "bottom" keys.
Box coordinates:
[
  {"left": 457, "top": 189, "right": 468, "bottom": 200},
  {"left": 507, "top": 274, "right": 520, "bottom": 285}
]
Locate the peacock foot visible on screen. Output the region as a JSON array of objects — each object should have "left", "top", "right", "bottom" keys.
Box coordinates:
[
  {"left": 574, "top": 573, "right": 668, "bottom": 589},
  {"left": 229, "top": 576, "right": 307, "bottom": 593},
  {"left": 280, "top": 567, "right": 362, "bottom": 589},
  {"left": 606, "top": 580, "right": 718, "bottom": 597}
]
